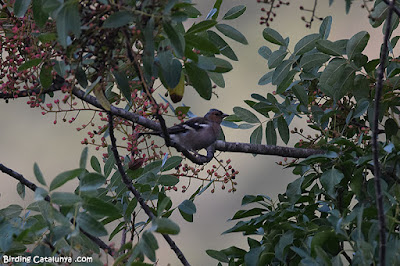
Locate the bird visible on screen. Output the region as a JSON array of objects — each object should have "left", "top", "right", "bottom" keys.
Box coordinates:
[{"left": 139, "top": 109, "right": 228, "bottom": 151}]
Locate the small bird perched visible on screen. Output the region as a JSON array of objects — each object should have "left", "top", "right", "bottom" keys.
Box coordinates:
[{"left": 139, "top": 109, "right": 228, "bottom": 151}]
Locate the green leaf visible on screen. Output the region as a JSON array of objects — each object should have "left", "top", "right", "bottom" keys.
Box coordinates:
[
  {"left": 250, "top": 125, "right": 263, "bottom": 145},
  {"left": 320, "top": 168, "right": 344, "bottom": 198},
  {"left": 272, "top": 59, "right": 293, "bottom": 86},
  {"left": 80, "top": 172, "right": 106, "bottom": 192},
  {"left": 113, "top": 71, "right": 131, "bottom": 102},
  {"left": 319, "top": 58, "right": 347, "bottom": 97},
  {"left": 268, "top": 49, "right": 288, "bottom": 68},
  {"left": 163, "top": 23, "right": 185, "bottom": 58},
  {"left": 178, "top": 199, "right": 196, "bottom": 215},
  {"left": 294, "top": 33, "right": 320, "bottom": 55},
  {"left": 353, "top": 99, "right": 369, "bottom": 118},
  {"left": 216, "top": 24, "right": 248, "bottom": 44},
  {"left": 385, "top": 118, "right": 398, "bottom": 140},
  {"left": 18, "top": 58, "right": 42, "bottom": 71},
  {"left": 141, "top": 231, "right": 158, "bottom": 262},
  {"left": 185, "top": 34, "right": 220, "bottom": 54},
  {"left": 39, "top": 64, "right": 52, "bottom": 89},
  {"left": 185, "top": 61, "right": 212, "bottom": 100},
  {"left": 75, "top": 67, "right": 88, "bottom": 88},
  {"left": 369, "top": 1, "right": 389, "bottom": 27},
  {"left": 275, "top": 232, "right": 294, "bottom": 262},
  {"left": 258, "top": 71, "right": 273, "bottom": 85},
  {"left": 222, "top": 5, "right": 246, "bottom": 20},
  {"left": 50, "top": 168, "right": 84, "bottom": 191},
  {"left": 152, "top": 217, "right": 180, "bottom": 235},
  {"left": 208, "top": 57, "right": 233, "bottom": 73},
  {"left": 51, "top": 192, "right": 81, "bottom": 206},
  {"left": 90, "top": 156, "right": 101, "bottom": 173},
  {"left": 34, "top": 162, "right": 47, "bottom": 186},
  {"left": 158, "top": 175, "right": 179, "bottom": 186},
  {"left": 17, "top": 182, "right": 25, "bottom": 199},
  {"left": 346, "top": 31, "right": 370, "bottom": 60},
  {"left": 56, "top": 1, "right": 81, "bottom": 48},
  {"left": 292, "top": 84, "right": 308, "bottom": 106},
  {"left": 212, "top": 0, "right": 223, "bottom": 19},
  {"left": 262, "top": 28, "right": 285, "bottom": 46},
  {"left": 209, "top": 72, "right": 225, "bottom": 87},
  {"left": 206, "top": 249, "right": 229, "bottom": 263},
  {"left": 266, "top": 121, "right": 277, "bottom": 145},
  {"left": 316, "top": 40, "right": 342, "bottom": 56},
  {"left": 103, "top": 11, "right": 133, "bottom": 28},
  {"left": 300, "top": 52, "right": 330, "bottom": 71},
  {"left": 187, "top": 20, "right": 217, "bottom": 35},
  {"left": 179, "top": 208, "right": 193, "bottom": 222},
  {"left": 277, "top": 116, "right": 289, "bottom": 144},
  {"left": 83, "top": 197, "right": 121, "bottom": 217},
  {"left": 32, "top": 0, "right": 48, "bottom": 28},
  {"left": 258, "top": 46, "right": 272, "bottom": 60},
  {"left": 162, "top": 156, "right": 183, "bottom": 171},
  {"left": 76, "top": 212, "right": 107, "bottom": 237},
  {"left": 207, "top": 30, "right": 238, "bottom": 61},
  {"left": 319, "top": 16, "right": 332, "bottom": 39},
  {"left": 233, "top": 107, "right": 260, "bottom": 123},
  {"left": 14, "top": 0, "right": 31, "bottom": 17},
  {"left": 0, "top": 205, "right": 23, "bottom": 218},
  {"left": 79, "top": 147, "right": 89, "bottom": 169}
]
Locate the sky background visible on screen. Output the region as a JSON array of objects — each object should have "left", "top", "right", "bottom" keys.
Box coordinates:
[{"left": 0, "top": 0, "right": 388, "bottom": 265}]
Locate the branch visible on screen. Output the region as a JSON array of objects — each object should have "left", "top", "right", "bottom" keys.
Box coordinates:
[
  {"left": 0, "top": 163, "right": 114, "bottom": 256},
  {"left": 107, "top": 112, "right": 190, "bottom": 266},
  {"left": 382, "top": 0, "right": 400, "bottom": 17},
  {"left": 373, "top": 0, "right": 394, "bottom": 265}
]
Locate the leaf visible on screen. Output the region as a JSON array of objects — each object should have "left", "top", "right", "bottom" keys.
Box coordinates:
[
  {"left": 315, "top": 40, "right": 342, "bottom": 56},
  {"left": 51, "top": 192, "right": 81, "bottom": 206},
  {"left": 185, "top": 34, "right": 219, "bottom": 54},
  {"left": 187, "top": 20, "right": 217, "bottom": 35},
  {"left": 90, "top": 156, "right": 101, "bottom": 173},
  {"left": 262, "top": 28, "right": 285, "bottom": 46},
  {"left": 272, "top": 59, "right": 293, "bottom": 86},
  {"left": 258, "top": 46, "right": 272, "bottom": 60},
  {"left": 320, "top": 168, "right": 344, "bottom": 198},
  {"left": 346, "top": 31, "right": 370, "bottom": 60},
  {"left": 293, "top": 33, "right": 320, "bottom": 55},
  {"left": 266, "top": 121, "right": 277, "bottom": 145},
  {"left": 319, "top": 16, "right": 332, "bottom": 39},
  {"left": 56, "top": 1, "right": 81, "bottom": 48},
  {"left": 206, "top": 249, "right": 229, "bottom": 263},
  {"left": 103, "top": 11, "right": 133, "bottom": 28},
  {"left": 216, "top": 24, "right": 248, "bottom": 44},
  {"left": 185, "top": 61, "right": 212, "bottom": 100},
  {"left": 353, "top": 99, "right": 369, "bottom": 118},
  {"left": 207, "top": 30, "right": 238, "bottom": 61},
  {"left": 369, "top": 1, "right": 389, "bottom": 27},
  {"left": 32, "top": 0, "right": 48, "bottom": 28},
  {"left": 299, "top": 52, "right": 330, "bottom": 71},
  {"left": 158, "top": 175, "right": 179, "bottom": 186},
  {"left": 385, "top": 118, "right": 398, "bottom": 140},
  {"left": 34, "top": 162, "right": 47, "bottom": 186},
  {"left": 319, "top": 58, "right": 347, "bottom": 96},
  {"left": 222, "top": 5, "right": 246, "bottom": 20},
  {"left": 79, "top": 147, "right": 89, "bottom": 169},
  {"left": 141, "top": 231, "right": 158, "bottom": 262},
  {"left": 275, "top": 232, "right": 294, "bottom": 262},
  {"left": 250, "top": 125, "right": 263, "bottom": 145},
  {"left": 209, "top": 72, "right": 225, "bottom": 88},
  {"left": 211, "top": 0, "right": 223, "bottom": 19},
  {"left": 0, "top": 205, "right": 23, "bottom": 218},
  {"left": 163, "top": 23, "right": 185, "bottom": 58},
  {"left": 39, "top": 64, "right": 52, "bottom": 89},
  {"left": 258, "top": 71, "right": 273, "bottom": 85},
  {"left": 83, "top": 197, "right": 121, "bottom": 217},
  {"left": 93, "top": 83, "right": 111, "bottom": 111},
  {"left": 76, "top": 212, "right": 107, "bottom": 237},
  {"left": 178, "top": 199, "right": 196, "bottom": 215},
  {"left": 18, "top": 58, "right": 42, "bottom": 71},
  {"left": 50, "top": 168, "right": 84, "bottom": 191},
  {"left": 80, "top": 172, "right": 106, "bottom": 192},
  {"left": 14, "top": 0, "right": 31, "bottom": 18},
  {"left": 233, "top": 107, "right": 260, "bottom": 123},
  {"left": 17, "top": 182, "right": 25, "bottom": 199},
  {"left": 162, "top": 156, "right": 183, "bottom": 171},
  {"left": 277, "top": 116, "right": 290, "bottom": 144},
  {"left": 268, "top": 49, "right": 288, "bottom": 68},
  {"left": 152, "top": 217, "right": 180, "bottom": 235}
]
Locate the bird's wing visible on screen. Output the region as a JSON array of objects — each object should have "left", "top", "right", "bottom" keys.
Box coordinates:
[{"left": 167, "top": 117, "right": 209, "bottom": 135}]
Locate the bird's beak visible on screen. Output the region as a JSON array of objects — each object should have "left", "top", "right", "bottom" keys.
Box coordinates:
[{"left": 222, "top": 113, "right": 229, "bottom": 119}]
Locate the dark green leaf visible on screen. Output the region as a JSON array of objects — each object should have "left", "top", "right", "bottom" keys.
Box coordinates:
[
  {"left": 294, "top": 34, "right": 320, "bottom": 55},
  {"left": 346, "top": 31, "right": 370, "bottom": 60},
  {"left": 83, "top": 197, "right": 121, "bottom": 217},
  {"left": 209, "top": 72, "right": 225, "bottom": 87},
  {"left": 103, "top": 11, "right": 133, "bottom": 28},
  {"left": 258, "top": 46, "right": 272, "bottom": 60},
  {"left": 76, "top": 212, "right": 107, "bottom": 237},
  {"left": 212, "top": 0, "right": 223, "bottom": 19},
  {"left": 79, "top": 147, "right": 88, "bottom": 169},
  {"left": 299, "top": 52, "right": 330, "bottom": 71},
  {"left": 222, "top": 5, "right": 246, "bottom": 20},
  {"left": 385, "top": 118, "right": 398, "bottom": 140},
  {"left": 39, "top": 64, "right": 52, "bottom": 89},
  {"left": 158, "top": 175, "right": 179, "bottom": 186},
  {"left": 75, "top": 67, "right": 88, "bottom": 88},
  {"left": 206, "top": 249, "right": 229, "bottom": 263},
  {"left": 320, "top": 168, "right": 344, "bottom": 198},
  {"left": 250, "top": 125, "right": 263, "bottom": 145},
  {"left": 185, "top": 34, "right": 220, "bottom": 54},
  {"left": 178, "top": 199, "right": 196, "bottom": 215},
  {"left": 275, "top": 232, "right": 294, "bottom": 262},
  {"left": 258, "top": 71, "right": 273, "bottom": 85},
  {"left": 292, "top": 84, "right": 308, "bottom": 106},
  {"left": 353, "top": 99, "right": 369, "bottom": 118},
  {"left": 277, "top": 116, "right": 290, "bottom": 144},
  {"left": 0, "top": 205, "right": 23, "bottom": 218},
  {"left": 18, "top": 59, "right": 42, "bottom": 71},
  {"left": 266, "top": 121, "right": 277, "bottom": 145},
  {"left": 34, "top": 162, "right": 47, "bottom": 186},
  {"left": 316, "top": 40, "right": 342, "bottom": 56},
  {"left": 32, "top": 0, "right": 48, "bottom": 28},
  {"left": 185, "top": 61, "right": 212, "bottom": 100},
  {"left": 113, "top": 71, "right": 131, "bottom": 102},
  {"left": 262, "top": 28, "right": 285, "bottom": 46},
  {"left": 207, "top": 30, "right": 238, "bottom": 61},
  {"left": 90, "top": 156, "right": 101, "bottom": 173},
  {"left": 208, "top": 57, "right": 233, "bottom": 73},
  {"left": 272, "top": 59, "right": 293, "bottom": 86},
  {"left": 80, "top": 172, "right": 106, "bottom": 192},
  {"left": 51, "top": 192, "right": 81, "bottom": 206},
  {"left": 216, "top": 24, "right": 248, "bottom": 44},
  {"left": 17, "top": 182, "right": 25, "bottom": 199},
  {"left": 141, "top": 231, "right": 158, "bottom": 261},
  {"left": 233, "top": 107, "right": 260, "bottom": 123},
  {"left": 319, "top": 16, "right": 332, "bottom": 39},
  {"left": 179, "top": 208, "right": 194, "bottom": 222},
  {"left": 56, "top": 1, "right": 81, "bottom": 48},
  {"left": 162, "top": 156, "right": 183, "bottom": 171},
  {"left": 50, "top": 168, "right": 84, "bottom": 191},
  {"left": 163, "top": 23, "right": 185, "bottom": 58},
  {"left": 152, "top": 217, "right": 180, "bottom": 235},
  {"left": 14, "top": 0, "right": 31, "bottom": 17},
  {"left": 187, "top": 20, "right": 217, "bottom": 34},
  {"left": 268, "top": 49, "right": 288, "bottom": 68},
  {"left": 369, "top": 1, "right": 389, "bottom": 27},
  {"left": 319, "top": 58, "right": 347, "bottom": 97}
]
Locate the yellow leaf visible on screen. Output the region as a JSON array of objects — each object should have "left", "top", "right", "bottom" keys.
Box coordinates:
[
  {"left": 93, "top": 83, "right": 111, "bottom": 111},
  {"left": 168, "top": 72, "right": 185, "bottom": 103}
]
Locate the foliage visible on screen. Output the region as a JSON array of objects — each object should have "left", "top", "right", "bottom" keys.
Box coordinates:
[{"left": 208, "top": 4, "right": 400, "bottom": 266}]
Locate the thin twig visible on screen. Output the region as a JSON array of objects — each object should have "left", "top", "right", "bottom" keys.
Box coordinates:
[
  {"left": 373, "top": 0, "right": 394, "bottom": 265},
  {"left": 107, "top": 112, "right": 190, "bottom": 266}
]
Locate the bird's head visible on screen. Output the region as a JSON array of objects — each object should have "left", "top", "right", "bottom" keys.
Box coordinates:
[{"left": 205, "top": 109, "right": 229, "bottom": 124}]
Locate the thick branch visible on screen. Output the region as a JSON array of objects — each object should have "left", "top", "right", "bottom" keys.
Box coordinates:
[
  {"left": 0, "top": 163, "right": 113, "bottom": 256},
  {"left": 107, "top": 112, "right": 190, "bottom": 266},
  {"left": 373, "top": 0, "right": 394, "bottom": 265}
]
